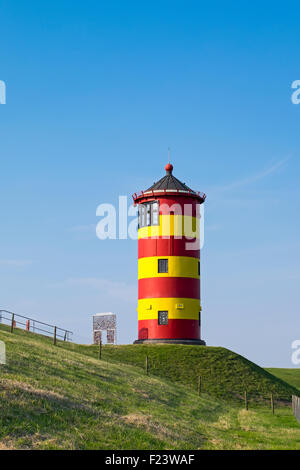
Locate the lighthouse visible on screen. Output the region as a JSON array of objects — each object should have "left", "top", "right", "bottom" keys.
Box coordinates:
[{"left": 133, "top": 163, "right": 206, "bottom": 345}]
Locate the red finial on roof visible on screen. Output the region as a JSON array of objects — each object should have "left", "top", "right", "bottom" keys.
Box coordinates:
[{"left": 165, "top": 162, "right": 173, "bottom": 174}]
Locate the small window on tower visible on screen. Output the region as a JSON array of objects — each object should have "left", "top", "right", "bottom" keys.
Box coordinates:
[
  {"left": 198, "top": 261, "right": 200, "bottom": 276},
  {"left": 138, "top": 201, "right": 159, "bottom": 228},
  {"left": 158, "top": 311, "right": 168, "bottom": 325},
  {"left": 199, "top": 311, "right": 201, "bottom": 326},
  {"left": 138, "top": 205, "right": 142, "bottom": 228},
  {"left": 139, "top": 204, "right": 147, "bottom": 228},
  {"left": 158, "top": 259, "right": 168, "bottom": 273}
]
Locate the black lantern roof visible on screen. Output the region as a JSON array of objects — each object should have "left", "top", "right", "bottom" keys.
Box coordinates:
[
  {"left": 146, "top": 163, "right": 194, "bottom": 192},
  {"left": 132, "top": 163, "right": 206, "bottom": 204}
]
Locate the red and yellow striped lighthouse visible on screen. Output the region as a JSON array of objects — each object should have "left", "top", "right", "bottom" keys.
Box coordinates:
[{"left": 133, "top": 163, "right": 206, "bottom": 345}]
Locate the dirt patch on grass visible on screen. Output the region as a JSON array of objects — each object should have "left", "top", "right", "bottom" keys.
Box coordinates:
[
  {"left": 0, "top": 441, "right": 14, "bottom": 450},
  {"left": 0, "top": 379, "right": 65, "bottom": 401},
  {"left": 131, "top": 388, "right": 150, "bottom": 399},
  {"left": 237, "top": 409, "right": 265, "bottom": 432},
  {"left": 209, "top": 438, "right": 223, "bottom": 449},
  {"left": 214, "top": 414, "right": 231, "bottom": 430},
  {"left": 0, "top": 378, "right": 103, "bottom": 416},
  {"left": 123, "top": 413, "right": 151, "bottom": 426},
  {"left": 121, "top": 412, "right": 205, "bottom": 448},
  {"left": 122, "top": 412, "right": 173, "bottom": 439},
  {"left": 0, "top": 432, "right": 63, "bottom": 450}
]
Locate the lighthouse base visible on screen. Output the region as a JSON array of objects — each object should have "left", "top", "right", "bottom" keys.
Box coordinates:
[{"left": 134, "top": 338, "right": 206, "bottom": 346}]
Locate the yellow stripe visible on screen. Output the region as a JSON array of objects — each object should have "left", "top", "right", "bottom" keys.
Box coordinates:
[
  {"left": 138, "top": 256, "right": 199, "bottom": 279},
  {"left": 138, "top": 297, "right": 200, "bottom": 320},
  {"left": 138, "top": 214, "right": 199, "bottom": 239}
]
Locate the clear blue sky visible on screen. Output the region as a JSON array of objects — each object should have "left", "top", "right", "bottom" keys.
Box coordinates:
[{"left": 1, "top": 1, "right": 300, "bottom": 367}]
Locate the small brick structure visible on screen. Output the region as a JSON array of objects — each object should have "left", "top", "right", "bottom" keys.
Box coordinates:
[{"left": 93, "top": 313, "right": 117, "bottom": 345}]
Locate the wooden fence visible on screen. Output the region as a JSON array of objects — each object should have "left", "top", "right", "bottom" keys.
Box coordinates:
[{"left": 292, "top": 395, "right": 300, "bottom": 423}]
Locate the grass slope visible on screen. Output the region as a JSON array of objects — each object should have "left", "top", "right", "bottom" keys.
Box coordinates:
[
  {"left": 62, "top": 343, "right": 299, "bottom": 402},
  {"left": 266, "top": 369, "right": 300, "bottom": 391},
  {"left": 0, "top": 325, "right": 300, "bottom": 450}
]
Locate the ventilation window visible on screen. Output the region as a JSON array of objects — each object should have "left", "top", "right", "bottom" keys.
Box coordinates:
[
  {"left": 158, "top": 311, "right": 168, "bottom": 325},
  {"left": 158, "top": 259, "right": 168, "bottom": 273},
  {"left": 198, "top": 261, "right": 200, "bottom": 276}
]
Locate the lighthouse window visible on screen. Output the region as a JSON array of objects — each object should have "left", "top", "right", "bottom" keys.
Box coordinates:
[
  {"left": 138, "top": 204, "right": 146, "bottom": 228},
  {"left": 158, "top": 259, "right": 168, "bottom": 273},
  {"left": 152, "top": 201, "right": 159, "bottom": 225},
  {"left": 146, "top": 204, "right": 151, "bottom": 225},
  {"left": 158, "top": 311, "right": 168, "bottom": 325},
  {"left": 138, "top": 201, "right": 160, "bottom": 228},
  {"left": 199, "top": 311, "right": 201, "bottom": 326},
  {"left": 198, "top": 261, "right": 200, "bottom": 276}
]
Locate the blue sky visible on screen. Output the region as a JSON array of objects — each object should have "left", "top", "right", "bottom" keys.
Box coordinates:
[{"left": 0, "top": 1, "right": 300, "bottom": 366}]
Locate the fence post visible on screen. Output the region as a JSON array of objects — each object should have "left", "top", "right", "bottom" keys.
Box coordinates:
[
  {"left": 98, "top": 339, "right": 102, "bottom": 360},
  {"left": 271, "top": 393, "right": 275, "bottom": 414},
  {"left": 10, "top": 313, "right": 15, "bottom": 333},
  {"left": 198, "top": 375, "right": 202, "bottom": 395},
  {"left": 292, "top": 395, "right": 300, "bottom": 423},
  {"left": 244, "top": 391, "right": 248, "bottom": 410},
  {"left": 53, "top": 326, "right": 57, "bottom": 346},
  {"left": 145, "top": 355, "right": 149, "bottom": 375},
  {"left": 64, "top": 331, "right": 67, "bottom": 341}
]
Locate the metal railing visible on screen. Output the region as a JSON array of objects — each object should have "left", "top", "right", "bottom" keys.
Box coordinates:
[
  {"left": 132, "top": 189, "right": 206, "bottom": 202},
  {"left": 0, "top": 309, "right": 73, "bottom": 343}
]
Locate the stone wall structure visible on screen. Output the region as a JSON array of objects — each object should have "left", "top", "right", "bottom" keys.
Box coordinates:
[{"left": 93, "top": 313, "right": 117, "bottom": 345}]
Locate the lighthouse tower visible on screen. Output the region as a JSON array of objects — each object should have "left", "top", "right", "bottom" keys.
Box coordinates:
[{"left": 133, "top": 163, "right": 206, "bottom": 345}]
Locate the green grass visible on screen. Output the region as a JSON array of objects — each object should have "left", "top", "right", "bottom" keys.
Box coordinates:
[
  {"left": 266, "top": 369, "right": 300, "bottom": 391},
  {"left": 0, "top": 324, "right": 300, "bottom": 450},
  {"left": 61, "top": 342, "right": 299, "bottom": 402}
]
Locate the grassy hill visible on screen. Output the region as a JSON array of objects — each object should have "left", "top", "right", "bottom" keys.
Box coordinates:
[
  {"left": 266, "top": 368, "right": 300, "bottom": 391},
  {"left": 0, "top": 324, "right": 300, "bottom": 450},
  {"left": 62, "top": 342, "right": 299, "bottom": 402}
]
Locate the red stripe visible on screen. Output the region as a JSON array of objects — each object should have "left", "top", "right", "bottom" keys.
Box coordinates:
[
  {"left": 138, "top": 277, "right": 200, "bottom": 299},
  {"left": 158, "top": 197, "right": 201, "bottom": 217},
  {"left": 138, "top": 237, "right": 200, "bottom": 259},
  {"left": 136, "top": 196, "right": 202, "bottom": 216},
  {"left": 138, "top": 319, "right": 200, "bottom": 340}
]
